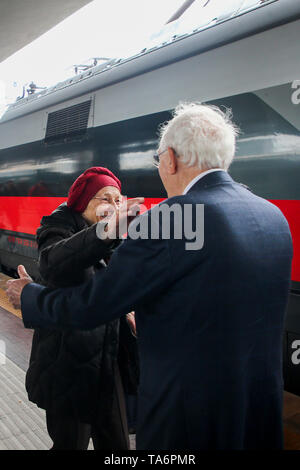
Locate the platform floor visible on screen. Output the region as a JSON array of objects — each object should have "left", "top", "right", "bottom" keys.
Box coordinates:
[
  {"left": 0, "top": 351, "right": 52, "bottom": 449},
  {"left": 0, "top": 303, "right": 137, "bottom": 450},
  {"left": 0, "top": 272, "right": 299, "bottom": 450}
]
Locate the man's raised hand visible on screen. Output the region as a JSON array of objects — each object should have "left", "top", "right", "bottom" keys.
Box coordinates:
[{"left": 6, "top": 265, "right": 33, "bottom": 309}]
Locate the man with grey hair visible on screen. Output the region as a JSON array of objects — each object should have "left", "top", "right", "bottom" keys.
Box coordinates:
[{"left": 7, "top": 103, "right": 293, "bottom": 450}]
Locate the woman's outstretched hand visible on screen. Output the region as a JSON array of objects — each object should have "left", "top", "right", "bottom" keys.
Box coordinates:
[{"left": 96, "top": 196, "right": 144, "bottom": 241}]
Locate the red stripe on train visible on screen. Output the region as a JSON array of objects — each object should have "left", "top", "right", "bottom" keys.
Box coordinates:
[
  {"left": 270, "top": 200, "right": 300, "bottom": 283},
  {"left": 0, "top": 197, "right": 67, "bottom": 235},
  {"left": 0, "top": 197, "right": 162, "bottom": 234},
  {"left": 0, "top": 197, "right": 299, "bottom": 282}
]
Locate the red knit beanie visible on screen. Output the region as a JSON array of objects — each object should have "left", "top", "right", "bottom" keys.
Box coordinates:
[{"left": 67, "top": 167, "right": 121, "bottom": 213}]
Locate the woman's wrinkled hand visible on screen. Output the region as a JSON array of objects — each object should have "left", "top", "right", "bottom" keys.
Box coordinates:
[{"left": 96, "top": 197, "right": 144, "bottom": 242}]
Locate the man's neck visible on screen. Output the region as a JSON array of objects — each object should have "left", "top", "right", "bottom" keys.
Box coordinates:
[
  {"left": 182, "top": 168, "right": 225, "bottom": 195},
  {"left": 167, "top": 168, "right": 211, "bottom": 198}
]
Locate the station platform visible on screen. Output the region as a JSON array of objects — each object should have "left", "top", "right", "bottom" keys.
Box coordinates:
[
  {"left": 0, "top": 303, "right": 52, "bottom": 449},
  {"left": 0, "top": 272, "right": 299, "bottom": 450},
  {"left": 0, "top": 272, "right": 135, "bottom": 450}
]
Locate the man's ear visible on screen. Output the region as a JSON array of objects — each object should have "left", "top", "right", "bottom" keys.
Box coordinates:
[{"left": 166, "top": 147, "right": 178, "bottom": 175}]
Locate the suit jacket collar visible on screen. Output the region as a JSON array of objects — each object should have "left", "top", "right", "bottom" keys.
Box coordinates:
[{"left": 186, "top": 170, "right": 235, "bottom": 193}]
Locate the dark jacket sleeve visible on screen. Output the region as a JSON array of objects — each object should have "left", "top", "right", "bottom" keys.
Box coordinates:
[
  {"left": 38, "top": 223, "right": 112, "bottom": 285},
  {"left": 21, "top": 223, "right": 172, "bottom": 330}
]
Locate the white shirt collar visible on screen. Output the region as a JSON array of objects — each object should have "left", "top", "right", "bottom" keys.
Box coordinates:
[{"left": 182, "top": 169, "right": 226, "bottom": 195}]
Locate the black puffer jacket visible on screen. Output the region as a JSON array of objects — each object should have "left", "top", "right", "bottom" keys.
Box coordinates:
[{"left": 25, "top": 203, "right": 139, "bottom": 423}]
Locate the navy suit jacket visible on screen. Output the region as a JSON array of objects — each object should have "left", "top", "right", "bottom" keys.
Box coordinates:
[{"left": 22, "top": 171, "right": 293, "bottom": 450}]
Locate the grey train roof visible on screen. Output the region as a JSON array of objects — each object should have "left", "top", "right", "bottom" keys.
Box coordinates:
[{"left": 1, "top": 0, "right": 300, "bottom": 124}]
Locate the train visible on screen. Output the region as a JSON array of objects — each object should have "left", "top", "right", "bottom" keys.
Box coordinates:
[{"left": 0, "top": 0, "right": 300, "bottom": 393}]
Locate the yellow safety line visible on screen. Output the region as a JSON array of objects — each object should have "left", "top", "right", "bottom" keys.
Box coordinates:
[{"left": 0, "top": 273, "right": 22, "bottom": 319}]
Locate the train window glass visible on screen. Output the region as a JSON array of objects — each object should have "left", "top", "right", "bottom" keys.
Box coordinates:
[
  {"left": 206, "top": 82, "right": 300, "bottom": 200},
  {"left": 207, "top": 83, "right": 300, "bottom": 160},
  {"left": 45, "top": 100, "right": 91, "bottom": 144}
]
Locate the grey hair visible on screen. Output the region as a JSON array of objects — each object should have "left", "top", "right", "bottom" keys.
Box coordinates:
[{"left": 158, "top": 102, "right": 239, "bottom": 170}]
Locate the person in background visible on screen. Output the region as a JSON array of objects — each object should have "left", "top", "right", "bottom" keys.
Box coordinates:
[{"left": 25, "top": 166, "right": 140, "bottom": 450}]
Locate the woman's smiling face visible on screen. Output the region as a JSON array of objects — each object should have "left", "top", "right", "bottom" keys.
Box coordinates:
[{"left": 82, "top": 185, "right": 122, "bottom": 225}]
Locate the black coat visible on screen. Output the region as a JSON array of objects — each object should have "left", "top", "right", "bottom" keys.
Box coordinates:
[
  {"left": 22, "top": 172, "right": 293, "bottom": 449},
  {"left": 25, "top": 203, "right": 138, "bottom": 423}
]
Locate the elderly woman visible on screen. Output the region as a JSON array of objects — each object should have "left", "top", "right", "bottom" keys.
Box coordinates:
[{"left": 25, "top": 167, "right": 139, "bottom": 450}]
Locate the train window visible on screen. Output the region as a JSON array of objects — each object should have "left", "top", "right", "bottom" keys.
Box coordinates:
[
  {"left": 207, "top": 83, "right": 300, "bottom": 160},
  {"left": 206, "top": 82, "right": 300, "bottom": 200},
  {"left": 45, "top": 99, "right": 91, "bottom": 144}
]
